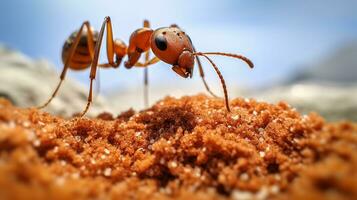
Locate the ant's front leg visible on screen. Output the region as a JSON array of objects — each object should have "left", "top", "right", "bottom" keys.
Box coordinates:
[
  {"left": 125, "top": 20, "right": 160, "bottom": 68},
  {"left": 125, "top": 20, "right": 160, "bottom": 107},
  {"left": 193, "top": 45, "right": 219, "bottom": 98},
  {"left": 124, "top": 21, "right": 153, "bottom": 68},
  {"left": 134, "top": 57, "right": 160, "bottom": 67}
]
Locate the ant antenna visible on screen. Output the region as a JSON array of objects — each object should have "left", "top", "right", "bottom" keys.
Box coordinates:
[
  {"left": 196, "top": 52, "right": 254, "bottom": 68},
  {"left": 193, "top": 52, "right": 254, "bottom": 112}
]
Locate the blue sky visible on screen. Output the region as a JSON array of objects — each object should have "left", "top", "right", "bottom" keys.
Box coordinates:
[{"left": 1, "top": 0, "right": 356, "bottom": 93}]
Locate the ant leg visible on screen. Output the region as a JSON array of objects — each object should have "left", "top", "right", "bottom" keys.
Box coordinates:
[
  {"left": 144, "top": 67, "right": 149, "bottom": 107},
  {"left": 84, "top": 24, "right": 102, "bottom": 101},
  {"left": 80, "top": 17, "right": 111, "bottom": 117},
  {"left": 140, "top": 57, "right": 160, "bottom": 108},
  {"left": 137, "top": 20, "right": 160, "bottom": 107},
  {"left": 93, "top": 68, "right": 101, "bottom": 101},
  {"left": 85, "top": 23, "right": 96, "bottom": 61},
  {"left": 104, "top": 17, "right": 120, "bottom": 67},
  {"left": 143, "top": 19, "right": 150, "bottom": 108},
  {"left": 134, "top": 57, "right": 160, "bottom": 67},
  {"left": 94, "top": 17, "right": 122, "bottom": 68},
  {"left": 195, "top": 49, "right": 219, "bottom": 98},
  {"left": 143, "top": 52, "right": 149, "bottom": 108},
  {"left": 38, "top": 21, "right": 93, "bottom": 109},
  {"left": 191, "top": 42, "right": 219, "bottom": 98},
  {"left": 125, "top": 27, "right": 153, "bottom": 67}
]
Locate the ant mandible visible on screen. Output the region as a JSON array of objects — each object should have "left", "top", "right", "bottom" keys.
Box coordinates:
[{"left": 37, "top": 16, "right": 254, "bottom": 117}]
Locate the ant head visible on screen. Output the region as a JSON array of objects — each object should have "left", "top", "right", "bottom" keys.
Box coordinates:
[{"left": 151, "top": 27, "right": 195, "bottom": 78}]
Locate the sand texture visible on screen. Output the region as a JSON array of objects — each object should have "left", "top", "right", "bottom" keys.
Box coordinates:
[{"left": 0, "top": 95, "right": 356, "bottom": 200}]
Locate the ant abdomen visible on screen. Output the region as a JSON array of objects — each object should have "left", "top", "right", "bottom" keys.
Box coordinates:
[{"left": 62, "top": 29, "right": 98, "bottom": 70}]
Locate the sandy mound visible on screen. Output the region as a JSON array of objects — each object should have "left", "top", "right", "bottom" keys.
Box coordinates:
[{"left": 0, "top": 95, "right": 356, "bottom": 200}]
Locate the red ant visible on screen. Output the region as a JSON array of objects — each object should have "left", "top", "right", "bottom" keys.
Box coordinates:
[{"left": 38, "top": 16, "right": 254, "bottom": 116}]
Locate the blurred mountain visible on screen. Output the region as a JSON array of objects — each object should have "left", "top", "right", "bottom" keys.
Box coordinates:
[
  {"left": 251, "top": 83, "right": 357, "bottom": 121},
  {"left": 251, "top": 41, "right": 357, "bottom": 121},
  {"left": 0, "top": 44, "right": 108, "bottom": 117},
  {"left": 289, "top": 41, "right": 357, "bottom": 84}
]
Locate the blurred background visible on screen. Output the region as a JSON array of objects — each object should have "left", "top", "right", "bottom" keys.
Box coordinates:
[{"left": 0, "top": 0, "right": 356, "bottom": 120}]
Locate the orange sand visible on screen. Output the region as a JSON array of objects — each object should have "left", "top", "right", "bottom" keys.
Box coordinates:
[{"left": 0, "top": 95, "right": 356, "bottom": 200}]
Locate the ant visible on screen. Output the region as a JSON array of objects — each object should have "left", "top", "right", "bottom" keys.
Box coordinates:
[{"left": 38, "top": 16, "right": 254, "bottom": 117}]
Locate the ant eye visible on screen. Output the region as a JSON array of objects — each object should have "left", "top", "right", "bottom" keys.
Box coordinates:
[{"left": 155, "top": 35, "right": 167, "bottom": 51}]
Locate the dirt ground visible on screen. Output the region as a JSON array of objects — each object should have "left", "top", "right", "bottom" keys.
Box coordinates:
[{"left": 0, "top": 95, "right": 356, "bottom": 200}]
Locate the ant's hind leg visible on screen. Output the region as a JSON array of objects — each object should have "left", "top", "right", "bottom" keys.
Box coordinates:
[{"left": 37, "top": 21, "right": 94, "bottom": 109}]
